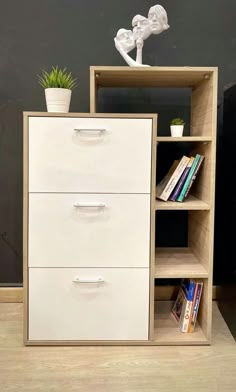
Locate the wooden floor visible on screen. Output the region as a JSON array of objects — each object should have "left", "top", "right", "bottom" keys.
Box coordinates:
[{"left": 0, "top": 303, "right": 235, "bottom": 392}]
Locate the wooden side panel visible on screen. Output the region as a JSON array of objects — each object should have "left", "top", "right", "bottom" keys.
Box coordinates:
[
  {"left": 189, "top": 142, "right": 213, "bottom": 205},
  {"left": 149, "top": 116, "right": 157, "bottom": 340},
  {"left": 189, "top": 211, "right": 210, "bottom": 271},
  {"left": 189, "top": 69, "right": 218, "bottom": 342},
  {"left": 23, "top": 114, "right": 28, "bottom": 343},
  {"left": 90, "top": 68, "right": 97, "bottom": 113},
  {"left": 191, "top": 77, "right": 214, "bottom": 136}
]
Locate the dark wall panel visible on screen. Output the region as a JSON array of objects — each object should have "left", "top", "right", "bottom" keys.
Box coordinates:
[{"left": 0, "top": 0, "right": 235, "bottom": 284}]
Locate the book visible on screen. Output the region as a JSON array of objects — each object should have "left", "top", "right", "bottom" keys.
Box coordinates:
[
  {"left": 184, "top": 155, "right": 205, "bottom": 199},
  {"left": 156, "top": 156, "right": 190, "bottom": 201},
  {"left": 172, "top": 279, "right": 196, "bottom": 332},
  {"left": 188, "top": 282, "right": 203, "bottom": 332},
  {"left": 177, "top": 154, "right": 201, "bottom": 202},
  {"left": 179, "top": 279, "right": 196, "bottom": 333},
  {"left": 169, "top": 157, "right": 194, "bottom": 201}
]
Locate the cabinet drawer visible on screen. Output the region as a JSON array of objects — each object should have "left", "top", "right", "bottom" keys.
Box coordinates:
[
  {"left": 28, "top": 193, "right": 150, "bottom": 268},
  {"left": 28, "top": 268, "right": 149, "bottom": 341},
  {"left": 28, "top": 117, "right": 152, "bottom": 193}
]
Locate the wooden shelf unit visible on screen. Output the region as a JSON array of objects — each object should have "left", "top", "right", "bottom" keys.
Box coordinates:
[{"left": 90, "top": 66, "right": 218, "bottom": 345}]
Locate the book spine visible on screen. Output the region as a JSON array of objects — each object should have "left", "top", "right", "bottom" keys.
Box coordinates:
[
  {"left": 188, "top": 282, "right": 199, "bottom": 333},
  {"left": 189, "top": 283, "right": 203, "bottom": 332},
  {"left": 177, "top": 155, "right": 201, "bottom": 202},
  {"left": 170, "top": 158, "right": 194, "bottom": 201},
  {"left": 184, "top": 156, "right": 204, "bottom": 199},
  {"left": 180, "top": 299, "right": 193, "bottom": 333},
  {"left": 180, "top": 280, "right": 196, "bottom": 333},
  {"left": 160, "top": 156, "right": 190, "bottom": 201}
]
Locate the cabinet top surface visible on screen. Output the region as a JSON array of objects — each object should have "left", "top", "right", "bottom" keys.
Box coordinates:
[
  {"left": 24, "top": 112, "right": 157, "bottom": 119},
  {"left": 90, "top": 66, "right": 218, "bottom": 88}
]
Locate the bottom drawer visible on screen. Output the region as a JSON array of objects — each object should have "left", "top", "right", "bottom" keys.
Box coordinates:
[{"left": 28, "top": 268, "right": 149, "bottom": 341}]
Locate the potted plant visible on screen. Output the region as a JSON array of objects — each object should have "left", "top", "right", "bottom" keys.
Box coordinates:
[
  {"left": 170, "top": 118, "right": 185, "bottom": 137},
  {"left": 38, "top": 66, "right": 77, "bottom": 113}
]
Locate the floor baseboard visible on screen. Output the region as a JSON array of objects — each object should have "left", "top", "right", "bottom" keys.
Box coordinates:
[{"left": 0, "top": 288, "right": 23, "bottom": 303}]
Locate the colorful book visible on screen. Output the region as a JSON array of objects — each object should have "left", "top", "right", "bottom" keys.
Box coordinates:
[
  {"left": 172, "top": 279, "right": 196, "bottom": 332},
  {"left": 156, "top": 156, "right": 190, "bottom": 201},
  {"left": 177, "top": 154, "right": 201, "bottom": 202},
  {"left": 188, "top": 282, "right": 203, "bottom": 332},
  {"left": 179, "top": 279, "right": 196, "bottom": 333},
  {"left": 171, "top": 286, "right": 186, "bottom": 323},
  {"left": 169, "top": 157, "right": 194, "bottom": 201},
  {"left": 184, "top": 156, "right": 205, "bottom": 199}
]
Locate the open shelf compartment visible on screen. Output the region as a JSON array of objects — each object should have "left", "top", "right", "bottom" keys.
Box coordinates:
[
  {"left": 155, "top": 247, "right": 208, "bottom": 278},
  {"left": 153, "top": 301, "right": 209, "bottom": 345},
  {"left": 156, "top": 140, "right": 213, "bottom": 208}
]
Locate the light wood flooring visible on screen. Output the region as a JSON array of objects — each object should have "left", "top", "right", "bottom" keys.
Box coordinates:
[{"left": 0, "top": 302, "right": 235, "bottom": 392}]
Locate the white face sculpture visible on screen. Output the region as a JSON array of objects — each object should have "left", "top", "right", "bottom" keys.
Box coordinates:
[
  {"left": 115, "top": 29, "right": 135, "bottom": 53},
  {"left": 132, "top": 14, "right": 151, "bottom": 41},
  {"left": 148, "top": 5, "right": 170, "bottom": 35}
]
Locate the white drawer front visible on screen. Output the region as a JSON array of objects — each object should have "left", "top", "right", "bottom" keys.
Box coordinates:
[
  {"left": 28, "top": 193, "right": 150, "bottom": 268},
  {"left": 28, "top": 117, "right": 152, "bottom": 193},
  {"left": 29, "top": 268, "right": 149, "bottom": 341}
]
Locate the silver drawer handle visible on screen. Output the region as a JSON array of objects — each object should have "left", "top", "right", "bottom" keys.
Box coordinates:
[
  {"left": 73, "top": 202, "right": 106, "bottom": 208},
  {"left": 72, "top": 276, "right": 104, "bottom": 284},
  {"left": 74, "top": 128, "right": 106, "bottom": 134}
]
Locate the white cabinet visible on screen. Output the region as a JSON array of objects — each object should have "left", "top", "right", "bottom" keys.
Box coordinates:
[
  {"left": 28, "top": 193, "right": 151, "bottom": 268},
  {"left": 29, "top": 268, "right": 150, "bottom": 341},
  {"left": 25, "top": 113, "right": 155, "bottom": 344},
  {"left": 28, "top": 117, "right": 152, "bottom": 193}
]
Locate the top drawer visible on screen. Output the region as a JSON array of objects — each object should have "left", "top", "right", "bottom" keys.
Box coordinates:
[{"left": 28, "top": 116, "right": 153, "bottom": 193}]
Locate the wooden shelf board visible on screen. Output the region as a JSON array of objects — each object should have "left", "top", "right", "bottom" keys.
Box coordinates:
[
  {"left": 156, "top": 136, "right": 212, "bottom": 142},
  {"left": 155, "top": 247, "right": 208, "bottom": 278},
  {"left": 156, "top": 195, "right": 210, "bottom": 210},
  {"left": 91, "top": 66, "right": 217, "bottom": 88},
  {"left": 154, "top": 301, "right": 208, "bottom": 345}
]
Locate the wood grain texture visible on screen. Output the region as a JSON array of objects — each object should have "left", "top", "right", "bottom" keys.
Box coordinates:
[
  {"left": 90, "top": 66, "right": 217, "bottom": 88},
  {"left": 0, "top": 288, "right": 23, "bottom": 303},
  {"left": 154, "top": 301, "right": 208, "bottom": 344},
  {"left": 149, "top": 115, "right": 157, "bottom": 340},
  {"left": 155, "top": 248, "right": 208, "bottom": 278},
  {"left": 191, "top": 74, "right": 215, "bottom": 136},
  {"left": 156, "top": 195, "right": 210, "bottom": 210},
  {"left": 24, "top": 112, "right": 158, "bottom": 119},
  {"left": 156, "top": 136, "right": 212, "bottom": 142},
  {"left": 90, "top": 67, "right": 97, "bottom": 113},
  {"left": 23, "top": 113, "right": 28, "bottom": 344},
  {"left": 190, "top": 142, "right": 213, "bottom": 205},
  {"left": 0, "top": 302, "right": 235, "bottom": 392}
]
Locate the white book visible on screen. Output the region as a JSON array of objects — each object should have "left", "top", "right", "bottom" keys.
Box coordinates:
[{"left": 156, "top": 156, "right": 190, "bottom": 201}]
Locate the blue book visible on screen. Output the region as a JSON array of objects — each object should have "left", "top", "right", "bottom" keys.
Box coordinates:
[
  {"left": 177, "top": 154, "right": 201, "bottom": 202},
  {"left": 181, "top": 279, "right": 196, "bottom": 301}
]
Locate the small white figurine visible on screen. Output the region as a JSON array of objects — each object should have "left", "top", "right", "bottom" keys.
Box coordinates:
[
  {"left": 114, "top": 28, "right": 150, "bottom": 67},
  {"left": 148, "top": 4, "right": 170, "bottom": 34},
  {"left": 132, "top": 15, "right": 151, "bottom": 65},
  {"left": 114, "top": 4, "right": 170, "bottom": 67}
]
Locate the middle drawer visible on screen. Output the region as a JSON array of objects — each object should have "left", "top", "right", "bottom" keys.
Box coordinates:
[{"left": 28, "top": 193, "right": 151, "bottom": 268}]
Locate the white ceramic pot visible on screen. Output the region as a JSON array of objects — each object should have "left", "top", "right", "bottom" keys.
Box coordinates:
[
  {"left": 45, "top": 88, "right": 72, "bottom": 113},
  {"left": 170, "top": 125, "right": 184, "bottom": 137}
]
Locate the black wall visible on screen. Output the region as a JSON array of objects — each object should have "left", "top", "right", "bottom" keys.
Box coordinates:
[{"left": 0, "top": 0, "right": 235, "bottom": 284}]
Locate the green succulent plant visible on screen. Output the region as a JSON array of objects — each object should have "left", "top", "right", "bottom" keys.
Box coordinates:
[
  {"left": 170, "top": 118, "right": 185, "bottom": 126},
  {"left": 38, "top": 66, "right": 77, "bottom": 90}
]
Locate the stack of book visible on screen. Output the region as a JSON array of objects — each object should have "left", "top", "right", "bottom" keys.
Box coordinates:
[
  {"left": 171, "top": 279, "right": 203, "bottom": 333},
  {"left": 156, "top": 154, "right": 204, "bottom": 202}
]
